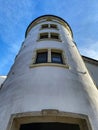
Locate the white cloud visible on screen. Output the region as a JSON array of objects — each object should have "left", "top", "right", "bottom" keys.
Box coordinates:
[{"left": 79, "top": 39, "right": 98, "bottom": 60}]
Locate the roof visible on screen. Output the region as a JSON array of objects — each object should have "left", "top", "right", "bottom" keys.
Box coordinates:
[
  {"left": 25, "top": 14, "right": 73, "bottom": 38},
  {"left": 82, "top": 56, "right": 98, "bottom": 66}
]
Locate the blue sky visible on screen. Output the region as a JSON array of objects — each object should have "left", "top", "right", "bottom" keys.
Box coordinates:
[{"left": 0, "top": 0, "right": 98, "bottom": 75}]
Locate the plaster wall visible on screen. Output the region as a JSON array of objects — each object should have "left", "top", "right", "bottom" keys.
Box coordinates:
[{"left": 84, "top": 61, "right": 98, "bottom": 88}]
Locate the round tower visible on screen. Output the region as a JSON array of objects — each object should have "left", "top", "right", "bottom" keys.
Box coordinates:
[{"left": 0, "top": 15, "right": 98, "bottom": 130}]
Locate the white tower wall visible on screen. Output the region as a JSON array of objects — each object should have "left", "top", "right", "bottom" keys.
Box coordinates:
[{"left": 0, "top": 15, "right": 98, "bottom": 130}]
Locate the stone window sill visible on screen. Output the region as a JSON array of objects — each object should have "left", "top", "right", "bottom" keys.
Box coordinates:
[
  {"left": 29, "top": 63, "right": 69, "bottom": 69},
  {"left": 37, "top": 38, "right": 62, "bottom": 42}
]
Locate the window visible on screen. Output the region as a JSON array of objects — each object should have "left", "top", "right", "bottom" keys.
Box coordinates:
[
  {"left": 50, "top": 24, "right": 57, "bottom": 29},
  {"left": 39, "top": 32, "right": 60, "bottom": 41},
  {"left": 34, "top": 49, "right": 66, "bottom": 65},
  {"left": 36, "top": 52, "right": 47, "bottom": 63},
  {"left": 30, "top": 49, "right": 69, "bottom": 68},
  {"left": 41, "top": 24, "right": 48, "bottom": 29},
  {"left": 41, "top": 24, "right": 58, "bottom": 29},
  {"left": 50, "top": 33, "right": 59, "bottom": 39},
  {"left": 51, "top": 52, "right": 63, "bottom": 64},
  {"left": 40, "top": 33, "right": 48, "bottom": 39}
]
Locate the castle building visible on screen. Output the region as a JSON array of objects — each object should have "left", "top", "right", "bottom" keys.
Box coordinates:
[{"left": 0, "top": 15, "right": 98, "bottom": 130}]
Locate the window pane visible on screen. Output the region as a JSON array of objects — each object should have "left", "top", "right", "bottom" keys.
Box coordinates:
[
  {"left": 51, "top": 52, "right": 63, "bottom": 64},
  {"left": 40, "top": 33, "right": 48, "bottom": 39},
  {"left": 50, "top": 24, "right": 57, "bottom": 29},
  {"left": 51, "top": 33, "right": 59, "bottom": 39},
  {"left": 42, "top": 24, "right": 48, "bottom": 29},
  {"left": 36, "top": 52, "right": 47, "bottom": 63}
]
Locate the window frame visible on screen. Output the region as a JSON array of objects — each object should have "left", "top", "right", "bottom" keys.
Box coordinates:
[
  {"left": 50, "top": 24, "right": 58, "bottom": 29},
  {"left": 41, "top": 24, "right": 48, "bottom": 29},
  {"left": 50, "top": 32, "right": 60, "bottom": 40},
  {"left": 41, "top": 24, "right": 58, "bottom": 30},
  {"left": 51, "top": 52, "right": 63, "bottom": 64},
  {"left": 39, "top": 32, "right": 48, "bottom": 40},
  {"left": 38, "top": 32, "right": 61, "bottom": 41},
  {"left": 35, "top": 51, "right": 48, "bottom": 64},
  {"left": 30, "top": 48, "right": 68, "bottom": 68}
]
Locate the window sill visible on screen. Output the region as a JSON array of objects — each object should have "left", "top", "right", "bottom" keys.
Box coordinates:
[
  {"left": 37, "top": 38, "right": 62, "bottom": 42},
  {"left": 40, "top": 28, "right": 59, "bottom": 31},
  {"left": 29, "top": 63, "right": 69, "bottom": 69}
]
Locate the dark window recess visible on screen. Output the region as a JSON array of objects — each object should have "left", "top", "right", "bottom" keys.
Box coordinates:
[
  {"left": 20, "top": 122, "right": 80, "bottom": 130},
  {"left": 51, "top": 52, "right": 63, "bottom": 64},
  {"left": 51, "top": 33, "right": 59, "bottom": 39},
  {"left": 42, "top": 24, "right": 48, "bottom": 29},
  {"left": 40, "top": 33, "right": 48, "bottom": 39},
  {"left": 36, "top": 52, "right": 47, "bottom": 63},
  {"left": 50, "top": 24, "right": 57, "bottom": 29}
]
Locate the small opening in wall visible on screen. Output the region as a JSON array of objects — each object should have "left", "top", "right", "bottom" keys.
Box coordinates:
[
  {"left": 50, "top": 24, "right": 57, "bottom": 29},
  {"left": 41, "top": 24, "right": 48, "bottom": 29},
  {"left": 50, "top": 33, "right": 59, "bottom": 39},
  {"left": 40, "top": 33, "right": 48, "bottom": 39}
]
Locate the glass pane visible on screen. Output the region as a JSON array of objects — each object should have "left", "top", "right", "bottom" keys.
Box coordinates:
[
  {"left": 51, "top": 52, "right": 63, "bottom": 64},
  {"left": 40, "top": 33, "right": 48, "bottom": 39},
  {"left": 42, "top": 24, "right": 48, "bottom": 29},
  {"left": 36, "top": 52, "right": 47, "bottom": 63},
  {"left": 50, "top": 24, "right": 57, "bottom": 29},
  {"left": 51, "top": 33, "right": 59, "bottom": 39}
]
